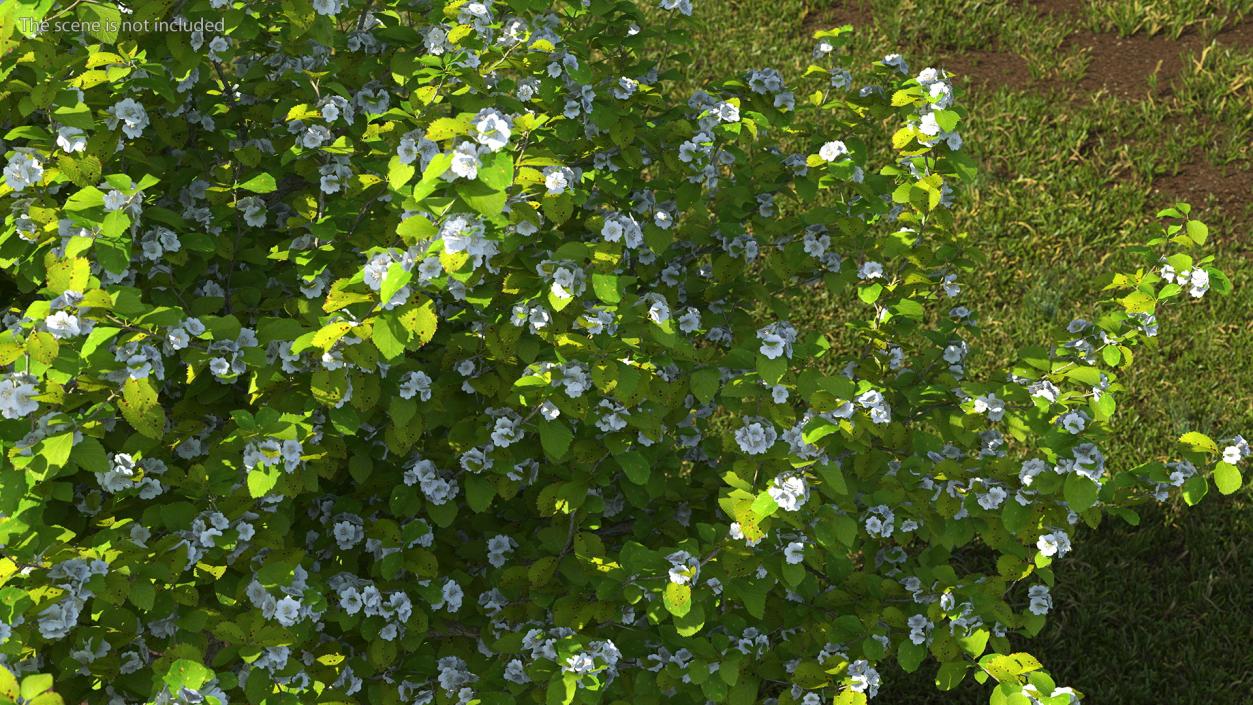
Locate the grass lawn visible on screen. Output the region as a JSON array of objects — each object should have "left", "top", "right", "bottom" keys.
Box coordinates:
[{"left": 686, "top": 1, "right": 1252, "bottom": 702}]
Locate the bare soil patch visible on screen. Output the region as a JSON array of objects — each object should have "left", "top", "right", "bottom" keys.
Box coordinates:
[
  {"left": 1072, "top": 31, "right": 1205, "bottom": 98},
  {"left": 800, "top": 0, "right": 874, "bottom": 33},
  {"left": 1217, "top": 18, "right": 1253, "bottom": 49},
  {"left": 940, "top": 50, "right": 1035, "bottom": 92},
  {"left": 1154, "top": 161, "right": 1253, "bottom": 249},
  {"left": 1020, "top": 0, "right": 1084, "bottom": 16}
]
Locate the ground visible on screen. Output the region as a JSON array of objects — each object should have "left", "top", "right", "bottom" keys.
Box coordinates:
[{"left": 688, "top": 1, "right": 1252, "bottom": 702}]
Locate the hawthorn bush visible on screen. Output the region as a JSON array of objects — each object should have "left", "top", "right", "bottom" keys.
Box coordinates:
[{"left": 0, "top": 1, "right": 1244, "bottom": 704}]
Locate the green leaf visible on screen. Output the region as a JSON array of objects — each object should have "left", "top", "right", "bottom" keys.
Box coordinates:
[
  {"left": 750, "top": 491, "right": 779, "bottom": 519},
  {"left": 378, "top": 262, "right": 413, "bottom": 305},
  {"left": 414, "top": 153, "right": 452, "bottom": 202},
  {"left": 542, "top": 193, "right": 572, "bottom": 224},
  {"left": 19, "top": 674, "right": 52, "bottom": 701},
  {"left": 756, "top": 353, "right": 786, "bottom": 384},
  {"left": 247, "top": 467, "right": 280, "bottom": 498},
  {"left": 129, "top": 579, "right": 155, "bottom": 611},
  {"left": 312, "top": 321, "right": 357, "bottom": 350},
  {"left": 1101, "top": 345, "right": 1121, "bottom": 367},
  {"left": 425, "top": 117, "right": 464, "bottom": 141},
  {"left": 591, "top": 273, "right": 621, "bottom": 304},
  {"left": 27, "top": 330, "right": 59, "bottom": 365},
  {"left": 1063, "top": 474, "right": 1098, "bottom": 512},
  {"left": 546, "top": 674, "right": 576, "bottom": 705},
  {"left": 935, "top": 661, "right": 970, "bottom": 691},
  {"left": 163, "top": 660, "right": 212, "bottom": 692},
  {"left": 674, "top": 600, "right": 705, "bottom": 636},
  {"left": 663, "top": 582, "right": 692, "bottom": 617},
  {"left": 77, "top": 2, "right": 121, "bottom": 43},
  {"left": 858, "top": 282, "right": 883, "bottom": 304},
  {"left": 238, "top": 172, "right": 277, "bottom": 193},
  {"left": 1179, "top": 431, "right": 1218, "bottom": 454},
  {"left": 464, "top": 475, "right": 495, "bottom": 512},
  {"left": 1185, "top": 219, "right": 1208, "bottom": 245},
  {"left": 539, "top": 421, "right": 573, "bottom": 460},
  {"left": 120, "top": 377, "right": 165, "bottom": 439},
  {"left": 39, "top": 433, "right": 74, "bottom": 469},
  {"left": 803, "top": 418, "right": 839, "bottom": 445},
  {"left": 396, "top": 214, "right": 436, "bottom": 243},
  {"left": 898, "top": 640, "right": 926, "bottom": 673},
  {"left": 397, "top": 299, "right": 438, "bottom": 348},
  {"left": 0, "top": 334, "right": 22, "bottom": 365},
  {"left": 690, "top": 368, "right": 720, "bottom": 404},
  {"left": 1181, "top": 473, "right": 1208, "bottom": 506},
  {"left": 934, "top": 109, "right": 960, "bottom": 132},
  {"left": 29, "top": 690, "right": 65, "bottom": 705},
  {"left": 459, "top": 179, "right": 508, "bottom": 216},
  {"left": 0, "top": 665, "right": 17, "bottom": 699},
  {"left": 1120, "top": 290, "right": 1155, "bottom": 314},
  {"left": 958, "top": 628, "right": 989, "bottom": 657},
  {"left": 371, "top": 313, "right": 407, "bottom": 360},
  {"left": 1213, "top": 462, "right": 1242, "bottom": 495},
  {"left": 478, "top": 151, "right": 514, "bottom": 190},
  {"left": 616, "top": 451, "right": 650, "bottom": 484},
  {"left": 387, "top": 156, "right": 415, "bottom": 191}
]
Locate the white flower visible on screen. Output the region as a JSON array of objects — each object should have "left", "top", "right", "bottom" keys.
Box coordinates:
[
  {"left": 818, "top": 140, "right": 848, "bottom": 162},
  {"left": 237, "top": 196, "right": 267, "bottom": 227},
  {"left": 108, "top": 98, "right": 150, "bottom": 139},
  {"left": 491, "top": 415, "right": 523, "bottom": 447},
  {"left": 882, "top": 53, "right": 909, "bottom": 74},
  {"left": 0, "top": 374, "right": 40, "bottom": 419},
  {"left": 1187, "top": 268, "right": 1210, "bottom": 298},
  {"left": 564, "top": 652, "right": 597, "bottom": 676},
  {"left": 332, "top": 520, "right": 363, "bottom": 549},
  {"left": 735, "top": 417, "right": 777, "bottom": 455},
  {"left": 678, "top": 308, "right": 701, "bottom": 333},
  {"left": 1036, "top": 530, "right": 1071, "bottom": 558},
  {"left": 1059, "top": 410, "right": 1088, "bottom": 434},
  {"left": 273, "top": 596, "right": 302, "bottom": 626},
  {"left": 977, "top": 485, "right": 1007, "bottom": 510},
  {"left": 768, "top": 473, "right": 809, "bottom": 512},
  {"left": 56, "top": 126, "right": 87, "bottom": 153},
  {"left": 303, "top": 126, "right": 333, "bottom": 151},
  {"left": 907, "top": 614, "right": 933, "bottom": 644},
  {"left": 312, "top": 0, "right": 340, "bottom": 15},
  {"left": 713, "top": 100, "right": 740, "bottom": 122},
  {"left": 847, "top": 660, "right": 881, "bottom": 697},
  {"left": 973, "top": 393, "right": 1005, "bottom": 421},
  {"left": 666, "top": 550, "right": 700, "bottom": 585},
  {"left": 758, "top": 332, "right": 786, "bottom": 359},
  {"left": 399, "top": 371, "right": 433, "bottom": 401},
  {"left": 437, "top": 579, "right": 464, "bottom": 612},
  {"left": 4, "top": 153, "right": 43, "bottom": 192},
  {"left": 1222, "top": 444, "right": 1243, "bottom": 465},
  {"left": 613, "top": 76, "right": 639, "bottom": 99},
  {"left": 783, "top": 541, "right": 805, "bottom": 564},
  {"left": 1027, "top": 584, "right": 1052, "bottom": 615},
  {"left": 858, "top": 261, "right": 884, "bottom": 279},
  {"left": 45, "top": 311, "right": 82, "bottom": 339},
  {"left": 487, "top": 534, "right": 517, "bottom": 568},
  {"left": 543, "top": 166, "right": 573, "bottom": 194},
  {"left": 449, "top": 142, "right": 481, "bottom": 179},
  {"left": 1029, "top": 380, "right": 1059, "bottom": 403},
  {"left": 659, "top": 0, "right": 693, "bottom": 15},
  {"left": 473, "top": 109, "right": 511, "bottom": 152},
  {"left": 757, "top": 321, "right": 796, "bottom": 360}
]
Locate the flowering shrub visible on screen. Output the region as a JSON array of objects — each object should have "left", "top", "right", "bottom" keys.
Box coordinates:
[{"left": 0, "top": 1, "right": 1243, "bottom": 705}]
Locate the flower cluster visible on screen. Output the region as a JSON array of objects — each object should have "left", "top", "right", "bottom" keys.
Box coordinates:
[{"left": 0, "top": 2, "right": 1236, "bottom": 705}]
